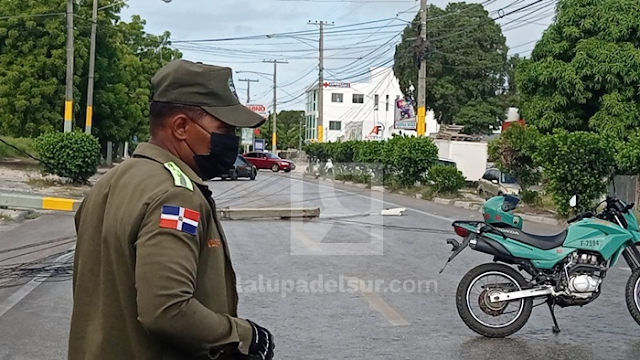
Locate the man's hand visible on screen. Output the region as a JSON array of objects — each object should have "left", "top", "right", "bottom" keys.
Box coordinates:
[{"left": 247, "top": 320, "right": 274, "bottom": 360}]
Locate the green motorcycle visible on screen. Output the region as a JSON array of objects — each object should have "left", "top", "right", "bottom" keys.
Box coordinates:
[{"left": 440, "top": 193, "right": 640, "bottom": 337}]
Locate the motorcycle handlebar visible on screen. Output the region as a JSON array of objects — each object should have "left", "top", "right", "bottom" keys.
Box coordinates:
[{"left": 567, "top": 211, "right": 594, "bottom": 224}]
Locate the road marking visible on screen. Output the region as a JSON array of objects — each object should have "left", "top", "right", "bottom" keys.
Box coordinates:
[
  {"left": 293, "top": 230, "right": 321, "bottom": 252},
  {"left": 0, "top": 249, "right": 74, "bottom": 319},
  {"left": 348, "top": 277, "right": 410, "bottom": 326}
]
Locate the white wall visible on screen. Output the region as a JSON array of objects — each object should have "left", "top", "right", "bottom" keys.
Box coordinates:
[{"left": 433, "top": 139, "right": 488, "bottom": 181}]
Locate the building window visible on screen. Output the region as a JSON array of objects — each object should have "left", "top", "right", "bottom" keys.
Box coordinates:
[
  {"left": 306, "top": 115, "right": 317, "bottom": 141},
  {"left": 386, "top": 95, "right": 389, "bottom": 111},
  {"left": 329, "top": 121, "right": 341, "bottom": 131},
  {"left": 331, "top": 93, "right": 343, "bottom": 103},
  {"left": 352, "top": 94, "right": 364, "bottom": 104},
  {"left": 313, "top": 91, "right": 317, "bottom": 111},
  {"left": 374, "top": 94, "right": 379, "bottom": 111}
]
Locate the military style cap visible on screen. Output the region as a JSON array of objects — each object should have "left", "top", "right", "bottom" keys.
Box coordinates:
[{"left": 151, "top": 59, "right": 266, "bottom": 128}]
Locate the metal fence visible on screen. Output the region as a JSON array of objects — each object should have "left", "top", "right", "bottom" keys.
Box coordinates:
[{"left": 608, "top": 175, "right": 639, "bottom": 205}]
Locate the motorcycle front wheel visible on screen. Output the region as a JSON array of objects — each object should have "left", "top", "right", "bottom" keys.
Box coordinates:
[
  {"left": 456, "top": 263, "right": 533, "bottom": 338},
  {"left": 625, "top": 268, "right": 640, "bottom": 327}
]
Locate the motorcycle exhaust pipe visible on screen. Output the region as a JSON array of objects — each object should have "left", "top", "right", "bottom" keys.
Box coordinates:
[{"left": 470, "top": 236, "right": 514, "bottom": 260}]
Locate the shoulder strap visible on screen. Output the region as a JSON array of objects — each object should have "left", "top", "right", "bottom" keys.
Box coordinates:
[{"left": 163, "top": 161, "right": 194, "bottom": 191}]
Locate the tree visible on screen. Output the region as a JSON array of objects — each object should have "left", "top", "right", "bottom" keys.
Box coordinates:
[
  {"left": 393, "top": 2, "right": 509, "bottom": 135},
  {"left": 257, "top": 110, "right": 304, "bottom": 150},
  {"left": 517, "top": 0, "right": 640, "bottom": 139},
  {"left": 0, "top": 0, "right": 181, "bottom": 147},
  {"left": 534, "top": 130, "right": 615, "bottom": 215},
  {"left": 488, "top": 123, "right": 541, "bottom": 191},
  {"left": 0, "top": 0, "right": 88, "bottom": 137},
  {"left": 503, "top": 54, "right": 524, "bottom": 109}
]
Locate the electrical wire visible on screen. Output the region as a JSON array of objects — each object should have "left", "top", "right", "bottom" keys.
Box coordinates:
[
  {"left": 0, "top": 12, "right": 66, "bottom": 21},
  {"left": 0, "top": 237, "right": 76, "bottom": 289}
]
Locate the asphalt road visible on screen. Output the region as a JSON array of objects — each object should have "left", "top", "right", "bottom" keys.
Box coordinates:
[{"left": 0, "top": 169, "right": 639, "bottom": 359}]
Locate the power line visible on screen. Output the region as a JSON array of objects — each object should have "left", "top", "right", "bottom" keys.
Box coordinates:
[
  {"left": 0, "top": 12, "right": 65, "bottom": 20},
  {"left": 171, "top": 18, "right": 408, "bottom": 44}
]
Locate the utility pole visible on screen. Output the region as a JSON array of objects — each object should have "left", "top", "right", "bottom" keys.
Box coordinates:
[
  {"left": 64, "top": 0, "right": 74, "bottom": 133},
  {"left": 416, "top": 0, "right": 428, "bottom": 136},
  {"left": 238, "top": 78, "right": 259, "bottom": 103},
  {"left": 85, "top": 0, "right": 98, "bottom": 135},
  {"left": 263, "top": 59, "right": 288, "bottom": 154},
  {"left": 309, "top": 20, "right": 334, "bottom": 143},
  {"left": 298, "top": 116, "right": 303, "bottom": 151}
]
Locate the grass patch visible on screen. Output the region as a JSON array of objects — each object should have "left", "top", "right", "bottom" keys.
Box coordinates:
[
  {"left": 26, "top": 177, "right": 65, "bottom": 188},
  {"left": 0, "top": 137, "right": 36, "bottom": 159},
  {"left": 24, "top": 211, "right": 41, "bottom": 220}
]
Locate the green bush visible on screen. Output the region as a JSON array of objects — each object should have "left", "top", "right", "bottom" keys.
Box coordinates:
[
  {"left": 427, "top": 164, "right": 466, "bottom": 195},
  {"left": 383, "top": 134, "right": 438, "bottom": 186},
  {"left": 304, "top": 136, "right": 438, "bottom": 187},
  {"left": 520, "top": 189, "right": 542, "bottom": 207},
  {"left": 421, "top": 186, "right": 436, "bottom": 200},
  {"left": 534, "top": 130, "right": 615, "bottom": 216},
  {"left": 34, "top": 131, "right": 101, "bottom": 183},
  {"left": 0, "top": 137, "right": 37, "bottom": 159}
]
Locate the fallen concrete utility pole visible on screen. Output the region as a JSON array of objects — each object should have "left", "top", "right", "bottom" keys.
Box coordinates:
[
  {"left": 0, "top": 193, "right": 81, "bottom": 212},
  {"left": 217, "top": 207, "right": 320, "bottom": 220},
  {"left": 0, "top": 193, "right": 320, "bottom": 220}
]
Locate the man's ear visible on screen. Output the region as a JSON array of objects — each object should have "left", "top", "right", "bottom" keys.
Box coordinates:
[{"left": 169, "top": 114, "right": 190, "bottom": 140}]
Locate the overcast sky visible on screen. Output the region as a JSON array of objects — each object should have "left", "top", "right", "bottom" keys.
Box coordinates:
[{"left": 119, "top": 0, "right": 556, "bottom": 111}]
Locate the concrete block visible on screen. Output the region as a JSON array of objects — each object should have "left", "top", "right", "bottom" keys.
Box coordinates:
[
  {"left": 371, "top": 186, "right": 385, "bottom": 192},
  {"left": 415, "top": 193, "right": 423, "bottom": 199}
]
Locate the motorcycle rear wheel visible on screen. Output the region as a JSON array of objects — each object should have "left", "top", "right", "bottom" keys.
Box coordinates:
[
  {"left": 625, "top": 268, "right": 640, "bottom": 327},
  {"left": 456, "top": 263, "right": 533, "bottom": 338}
]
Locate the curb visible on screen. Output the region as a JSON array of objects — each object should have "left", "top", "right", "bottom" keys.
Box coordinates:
[
  {"left": 432, "top": 196, "right": 563, "bottom": 226},
  {"left": 302, "top": 174, "right": 564, "bottom": 227},
  {"left": 518, "top": 213, "right": 563, "bottom": 227},
  {"left": 432, "top": 197, "right": 482, "bottom": 211}
]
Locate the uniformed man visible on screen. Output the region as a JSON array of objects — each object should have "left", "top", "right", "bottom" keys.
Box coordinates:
[{"left": 68, "top": 59, "right": 274, "bottom": 360}]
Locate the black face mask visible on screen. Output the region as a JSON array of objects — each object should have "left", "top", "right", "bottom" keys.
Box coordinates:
[{"left": 193, "top": 132, "right": 239, "bottom": 180}]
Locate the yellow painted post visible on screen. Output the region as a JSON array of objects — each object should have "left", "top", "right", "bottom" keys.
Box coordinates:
[
  {"left": 317, "top": 125, "right": 323, "bottom": 142},
  {"left": 417, "top": 106, "right": 426, "bottom": 136},
  {"left": 64, "top": 100, "right": 73, "bottom": 132}
]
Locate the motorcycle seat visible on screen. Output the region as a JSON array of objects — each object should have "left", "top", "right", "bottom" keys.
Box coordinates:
[{"left": 499, "top": 228, "right": 568, "bottom": 250}]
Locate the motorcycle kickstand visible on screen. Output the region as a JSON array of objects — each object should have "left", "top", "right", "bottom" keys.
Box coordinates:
[{"left": 546, "top": 298, "right": 561, "bottom": 334}]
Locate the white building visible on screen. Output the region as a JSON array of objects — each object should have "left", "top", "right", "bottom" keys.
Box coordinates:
[{"left": 304, "top": 67, "right": 437, "bottom": 142}]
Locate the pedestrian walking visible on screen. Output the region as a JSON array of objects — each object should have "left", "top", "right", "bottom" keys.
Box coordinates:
[{"left": 68, "top": 59, "right": 274, "bottom": 360}]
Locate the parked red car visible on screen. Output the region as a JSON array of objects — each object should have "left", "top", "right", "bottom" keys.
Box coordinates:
[{"left": 243, "top": 151, "right": 296, "bottom": 172}]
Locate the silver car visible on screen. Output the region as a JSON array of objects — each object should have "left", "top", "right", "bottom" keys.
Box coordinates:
[{"left": 477, "top": 168, "right": 521, "bottom": 198}]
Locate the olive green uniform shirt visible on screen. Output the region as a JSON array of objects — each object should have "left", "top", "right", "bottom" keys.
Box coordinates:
[{"left": 68, "top": 143, "right": 253, "bottom": 360}]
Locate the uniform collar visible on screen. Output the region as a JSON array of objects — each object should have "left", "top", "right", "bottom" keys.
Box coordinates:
[{"left": 132, "top": 142, "right": 206, "bottom": 187}]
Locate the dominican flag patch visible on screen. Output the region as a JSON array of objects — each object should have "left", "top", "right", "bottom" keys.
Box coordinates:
[{"left": 159, "top": 205, "right": 201, "bottom": 235}]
